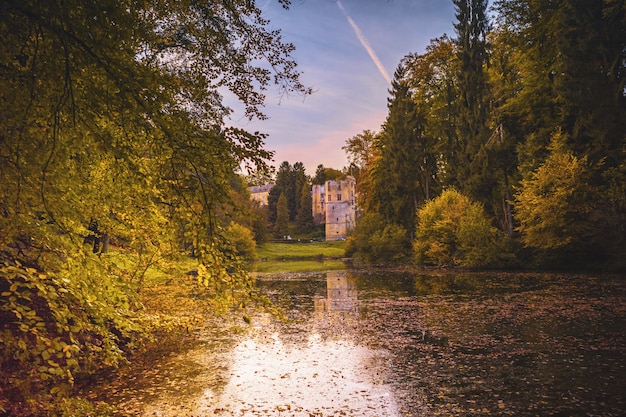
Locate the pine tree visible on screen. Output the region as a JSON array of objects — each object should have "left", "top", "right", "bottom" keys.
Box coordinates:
[
  {"left": 374, "top": 64, "right": 427, "bottom": 238},
  {"left": 275, "top": 193, "right": 290, "bottom": 238},
  {"left": 453, "top": 0, "right": 494, "bottom": 210},
  {"left": 295, "top": 184, "right": 315, "bottom": 233}
]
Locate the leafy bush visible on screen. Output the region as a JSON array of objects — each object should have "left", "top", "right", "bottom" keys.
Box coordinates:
[
  {"left": 368, "top": 224, "right": 412, "bottom": 263},
  {"left": 0, "top": 255, "right": 144, "bottom": 414},
  {"left": 224, "top": 222, "right": 258, "bottom": 260},
  {"left": 414, "top": 189, "right": 514, "bottom": 268},
  {"left": 346, "top": 212, "right": 411, "bottom": 263}
]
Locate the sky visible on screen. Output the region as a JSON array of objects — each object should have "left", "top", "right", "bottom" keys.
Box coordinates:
[{"left": 228, "top": 0, "right": 457, "bottom": 176}]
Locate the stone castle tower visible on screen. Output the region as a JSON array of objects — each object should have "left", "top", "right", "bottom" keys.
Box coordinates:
[{"left": 312, "top": 176, "right": 356, "bottom": 241}]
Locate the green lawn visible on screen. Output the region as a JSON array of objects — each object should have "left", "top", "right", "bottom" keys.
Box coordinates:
[{"left": 252, "top": 240, "right": 348, "bottom": 273}]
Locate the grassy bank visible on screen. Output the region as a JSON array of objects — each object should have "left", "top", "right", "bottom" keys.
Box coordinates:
[{"left": 251, "top": 240, "right": 348, "bottom": 273}]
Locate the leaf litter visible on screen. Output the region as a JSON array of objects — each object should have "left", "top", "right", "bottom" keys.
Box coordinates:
[{"left": 81, "top": 271, "right": 625, "bottom": 417}]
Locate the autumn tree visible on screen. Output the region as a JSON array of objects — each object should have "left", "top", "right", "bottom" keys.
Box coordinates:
[
  {"left": 414, "top": 189, "right": 514, "bottom": 268},
  {"left": 494, "top": 0, "right": 626, "bottom": 267},
  {"left": 342, "top": 130, "right": 378, "bottom": 184},
  {"left": 0, "top": 0, "right": 309, "bottom": 410}
]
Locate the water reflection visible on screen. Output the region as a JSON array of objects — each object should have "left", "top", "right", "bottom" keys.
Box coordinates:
[
  {"left": 90, "top": 271, "right": 625, "bottom": 417},
  {"left": 314, "top": 272, "right": 358, "bottom": 335},
  {"left": 197, "top": 271, "right": 399, "bottom": 416}
]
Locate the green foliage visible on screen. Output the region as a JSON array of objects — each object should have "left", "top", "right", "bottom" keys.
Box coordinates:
[
  {"left": 295, "top": 183, "right": 315, "bottom": 233},
  {"left": 368, "top": 224, "right": 412, "bottom": 263},
  {"left": 0, "top": 0, "right": 310, "bottom": 412},
  {"left": 312, "top": 165, "right": 345, "bottom": 185},
  {"left": 414, "top": 189, "right": 514, "bottom": 268},
  {"left": 514, "top": 132, "right": 596, "bottom": 261},
  {"left": 0, "top": 257, "right": 143, "bottom": 407},
  {"left": 49, "top": 397, "right": 117, "bottom": 417},
  {"left": 224, "top": 223, "right": 258, "bottom": 261},
  {"left": 345, "top": 212, "right": 411, "bottom": 263},
  {"left": 372, "top": 64, "right": 426, "bottom": 236},
  {"left": 275, "top": 193, "right": 290, "bottom": 238}
]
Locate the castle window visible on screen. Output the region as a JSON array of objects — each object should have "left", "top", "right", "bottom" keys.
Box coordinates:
[{"left": 337, "top": 194, "right": 341, "bottom": 201}]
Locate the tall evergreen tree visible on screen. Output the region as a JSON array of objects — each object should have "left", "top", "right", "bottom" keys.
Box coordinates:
[
  {"left": 312, "top": 164, "right": 326, "bottom": 185},
  {"left": 295, "top": 182, "right": 315, "bottom": 233},
  {"left": 453, "top": 0, "right": 495, "bottom": 211},
  {"left": 405, "top": 36, "right": 458, "bottom": 201},
  {"left": 275, "top": 193, "right": 290, "bottom": 238},
  {"left": 373, "top": 64, "right": 427, "bottom": 238},
  {"left": 293, "top": 162, "right": 308, "bottom": 219}
]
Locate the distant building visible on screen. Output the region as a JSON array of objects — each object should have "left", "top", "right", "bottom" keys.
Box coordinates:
[
  {"left": 248, "top": 183, "right": 274, "bottom": 206},
  {"left": 312, "top": 176, "right": 356, "bottom": 241}
]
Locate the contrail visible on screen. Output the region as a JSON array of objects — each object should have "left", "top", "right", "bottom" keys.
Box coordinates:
[{"left": 336, "top": 0, "right": 392, "bottom": 85}]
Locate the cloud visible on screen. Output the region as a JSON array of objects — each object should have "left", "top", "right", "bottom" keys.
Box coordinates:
[{"left": 336, "top": 0, "right": 392, "bottom": 85}]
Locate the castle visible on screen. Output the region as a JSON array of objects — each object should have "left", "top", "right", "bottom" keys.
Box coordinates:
[
  {"left": 248, "top": 176, "right": 356, "bottom": 241},
  {"left": 312, "top": 176, "right": 356, "bottom": 241}
]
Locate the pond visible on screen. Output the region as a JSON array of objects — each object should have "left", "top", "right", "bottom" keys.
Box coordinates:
[{"left": 87, "top": 271, "right": 626, "bottom": 416}]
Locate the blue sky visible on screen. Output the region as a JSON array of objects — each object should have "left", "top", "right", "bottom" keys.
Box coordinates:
[{"left": 229, "top": 0, "right": 457, "bottom": 176}]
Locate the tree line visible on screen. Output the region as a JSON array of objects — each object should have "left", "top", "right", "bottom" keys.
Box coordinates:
[{"left": 345, "top": 0, "right": 625, "bottom": 270}]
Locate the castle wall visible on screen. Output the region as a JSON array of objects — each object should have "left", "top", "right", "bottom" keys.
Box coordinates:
[
  {"left": 311, "top": 184, "right": 325, "bottom": 225},
  {"left": 323, "top": 176, "right": 356, "bottom": 241}
]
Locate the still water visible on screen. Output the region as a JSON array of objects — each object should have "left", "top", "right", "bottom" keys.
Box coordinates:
[{"left": 96, "top": 271, "right": 626, "bottom": 416}]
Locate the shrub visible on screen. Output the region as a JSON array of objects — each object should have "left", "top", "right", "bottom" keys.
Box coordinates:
[
  {"left": 414, "top": 189, "right": 514, "bottom": 268},
  {"left": 346, "top": 212, "right": 411, "bottom": 263},
  {"left": 224, "top": 222, "right": 258, "bottom": 260},
  {"left": 368, "top": 224, "right": 411, "bottom": 263}
]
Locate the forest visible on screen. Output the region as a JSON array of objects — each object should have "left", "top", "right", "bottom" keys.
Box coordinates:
[
  {"left": 0, "top": 0, "right": 624, "bottom": 415},
  {"left": 344, "top": 0, "right": 625, "bottom": 270}
]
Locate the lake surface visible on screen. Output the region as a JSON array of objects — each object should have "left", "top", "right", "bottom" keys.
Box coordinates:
[{"left": 92, "top": 271, "right": 626, "bottom": 416}]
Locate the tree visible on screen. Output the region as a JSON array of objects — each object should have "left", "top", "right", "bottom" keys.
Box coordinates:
[
  {"left": 0, "top": 0, "right": 309, "bottom": 409},
  {"left": 268, "top": 161, "right": 293, "bottom": 224},
  {"left": 275, "top": 193, "right": 290, "bottom": 238},
  {"left": 313, "top": 164, "right": 328, "bottom": 185},
  {"left": 514, "top": 132, "right": 598, "bottom": 264},
  {"left": 293, "top": 162, "right": 308, "bottom": 218},
  {"left": 453, "top": 0, "right": 496, "bottom": 213},
  {"left": 223, "top": 222, "right": 258, "bottom": 260},
  {"left": 295, "top": 183, "right": 315, "bottom": 233},
  {"left": 494, "top": 0, "right": 626, "bottom": 267},
  {"left": 267, "top": 161, "right": 309, "bottom": 223},
  {"left": 342, "top": 130, "right": 377, "bottom": 183},
  {"left": 414, "top": 189, "right": 513, "bottom": 268},
  {"left": 312, "top": 164, "right": 344, "bottom": 185},
  {"left": 373, "top": 64, "right": 427, "bottom": 238}
]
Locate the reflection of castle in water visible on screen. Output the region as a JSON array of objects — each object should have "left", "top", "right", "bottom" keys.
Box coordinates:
[{"left": 313, "top": 272, "right": 358, "bottom": 333}]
